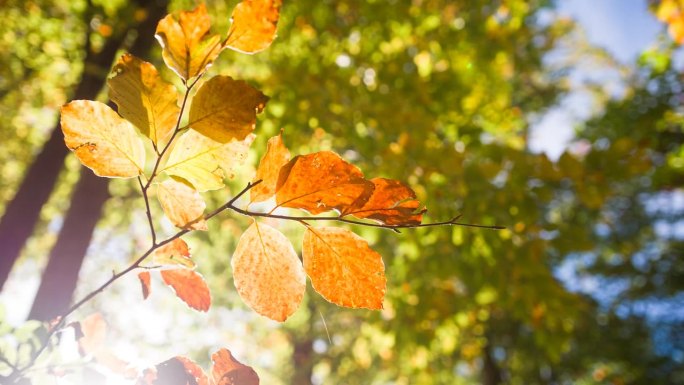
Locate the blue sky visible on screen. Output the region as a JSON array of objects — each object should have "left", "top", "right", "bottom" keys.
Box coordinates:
[{"left": 530, "top": 0, "right": 663, "bottom": 157}]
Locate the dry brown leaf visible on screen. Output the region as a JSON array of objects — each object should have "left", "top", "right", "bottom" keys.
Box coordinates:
[
  {"left": 108, "top": 54, "right": 180, "bottom": 147},
  {"left": 138, "top": 271, "right": 151, "bottom": 300},
  {"left": 342, "top": 178, "right": 425, "bottom": 225},
  {"left": 151, "top": 238, "right": 195, "bottom": 269},
  {"left": 225, "top": 0, "right": 282, "bottom": 54},
  {"left": 155, "top": 3, "right": 222, "bottom": 80},
  {"left": 250, "top": 131, "right": 290, "bottom": 203},
  {"left": 61, "top": 100, "right": 145, "bottom": 178},
  {"left": 303, "top": 227, "right": 386, "bottom": 309},
  {"left": 211, "top": 348, "right": 259, "bottom": 385},
  {"left": 188, "top": 75, "right": 268, "bottom": 143},
  {"left": 275, "top": 151, "right": 375, "bottom": 215},
  {"left": 161, "top": 269, "right": 211, "bottom": 312},
  {"left": 232, "top": 222, "right": 305, "bottom": 322},
  {"left": 157, "top": 179, "right": 208, "bottom": 230}
]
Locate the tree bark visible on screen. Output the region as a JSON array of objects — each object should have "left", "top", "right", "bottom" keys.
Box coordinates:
[
  {"left": 0, "top": 14, "right": 127, "bottom": 290},
  {"left": 28, "top": 0, "right": 169, "bottom": 321}
]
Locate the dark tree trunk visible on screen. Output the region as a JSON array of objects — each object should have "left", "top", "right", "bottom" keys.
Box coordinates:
[
  {"left": 482, "top": 337, "right": 503, "bottom": 385},
  {"left": 28, "top": 0, "right": 169, "bottom": 321},
  {"left": 0, "top": 16, "right": 127, "bottom": 290}
]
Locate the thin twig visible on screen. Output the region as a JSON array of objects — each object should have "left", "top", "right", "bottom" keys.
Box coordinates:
[
  {"left": 138, "top": 176, "right": 157, "bottom": 245},
  {"left": 223, "top": 203, "right": 505, "bottom": 231}
]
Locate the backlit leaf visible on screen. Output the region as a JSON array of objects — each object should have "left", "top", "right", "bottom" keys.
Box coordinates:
[
  {"left": 151, "top": 238, "right": 195, "bottom": 269},
  {"left": 138, "top": 271, "right": 151, "bottom": 300},
  {"left": 155, "top": 3, "right": 222, "bottom": 80},
  {"left": 78, "top": 313, "right": 137, "bottom": 378},
  {"left": 250, "top": 131, "right": 290, "bottom": 203},
  {"left": 303, "top": 227, "right": 386, "bottom": 309},
  {"left": 188, "top": 75, "right": 268, "bottom": 143},
  {"left": 61, "top": 100, "right": 145, "bottom": 178},
  {"left": 148, "top": 356, "right": 209, "bottom": 385},
  {"left": 108, "top": 54, "right": 180, "bottom": 147},
  {"left": 161, "top": 269, "right": 211, "bottom": 312},
  {"left": 275, "top": 151, "right": 375, "bottom": 214},
  {"left": 342, "top": 178, "right": 425, "bottom": 225},
  {"left": 232, "top": 222, "right": 305, "bottom": 322},
  {"left": 157, "top": 179, "right": 208, "bottom": 230},
  {"left": 225, "top": 0, "right": 282, "bottom": 54},
  {"left": 161, "top": 130, "right": 253, "bottom": 191},
  {"left": 211, "top": 348, "right": 259, "bottom": 385}
]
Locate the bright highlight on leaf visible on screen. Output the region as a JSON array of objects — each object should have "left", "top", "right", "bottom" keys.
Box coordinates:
[
  {"left": 157, "top": 179, "right": 208, "bottom": 230},
  {"left": 61, "top": 100, "right": 145, "bottom": 178},
  {"left": 250, "top": 131, "right": 290, "bottom": 202},
  {"left": 151, "top": 238, "right": 195, "bottom": 269},
  {"left": 276, "top": 151, "right": 375, "bottom": 214},
  {"left": 232, "top": 222, "right": 305, "bottom": 322},
  {"left": 303, "top": 227, "right": 386, "bottom": 309},
  {"left": 155, "top": 3, "right": 222, "bottom": 80},
  {"left": 211, "top": 348, "right": 259, "bottom": 385},
  {"left": 138, "top": 271, "right": 151, "bottom": 300},
  {"left": 161, "top": 269, "right": 211, "bottom": 312},
  {"left": 108, "top": 54, "right": 180, "bottom": 147},
  {"left": 225, "top": 0, "right": 282, "bottom": 54},
  {"left": 161, "top": 130, "right": 254, "bottom": 191},
  {"left": 343, "top": 178, "right": 425, "bottom": 225},
  {"left": 188, "top": 75, "right": 269, "bottom": 143}
]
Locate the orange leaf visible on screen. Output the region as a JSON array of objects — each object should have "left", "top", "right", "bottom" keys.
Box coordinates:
[
  {"left": 188, "top": 75, "right": 268, "bottom": 143},
  {"left": 275, "top": 151, "right": 375, "bottom": 215},
  {"left": 152, "top": 238, "right": 195, "bottom": 269},
  {"left": 161, "top": 269, "right": 211, "bottom": 312},
  {"left": 342, "top": 178, "right": 425, "bottom": 225},
  {"left": 138, "top": 271, "right": 151, "bottom": 300},
  {"left": 155, "top": 3, "right": 222, "bottom": 80},
  {"left": 225, "top": 0, "right": 281, "bottom": 54},
  {"left": 232, "top": 222, "right": 305, "bottom": 321},
  {"left": 148, "top": 356, "right": 209, "bottom": 385},
  {"left": 250, "top": 131, "right": 290, "bottom": 203},
  {"left": 78, "top": 313, "right": 138, "bottom": 378},
  {"left": 108, "top": 53, "right": 180, "bottom": 146},
  {"left": 303, "top": 227, "right": 386, "bottom": 309},
  {"left": 157, "top": 179, "right": 208, "bottom": 231},
  {"left": 77, "top": 313, "right": 107, "bottom": 356},
  {"left": 211, "top": 348, "right": 259, "bottom": 385}
]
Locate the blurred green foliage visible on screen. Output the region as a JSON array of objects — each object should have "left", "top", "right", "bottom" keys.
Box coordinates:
[{"left": 0, "top": 0, "right": 682, "bottom": 384}]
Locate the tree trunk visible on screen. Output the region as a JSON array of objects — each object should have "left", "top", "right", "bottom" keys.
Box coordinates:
[
  {"left": 28, "top": 0, "right": 169, "bottom": 321},
  {"left": 482, "top": 337, "right": 503, "bottom": 385},
  {"left": 0, "top": 16, "right": 127, "bottom": 290}
]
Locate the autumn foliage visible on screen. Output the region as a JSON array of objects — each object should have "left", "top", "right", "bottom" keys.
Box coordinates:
[{"left": 48, "top": 0, "right": 446, "bottom": 382}]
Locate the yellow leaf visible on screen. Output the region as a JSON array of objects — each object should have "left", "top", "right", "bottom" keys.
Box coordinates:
[
  {"left": 61, "top": 100, "right": 145, "bottom": 178},
  {"left": 250, "top": 131, "right": 290, "bottom": 203},
  {"left": 188, "top": 75, "right": 268, "bottom": 143},
  {"left": 160, "top": 130, "right": 254, "bottom": 191},
  {"left": 151, "top": 238, "right": 195, "bottom": 269},
  {"left": 157, "top": 179, "right": 208, "bottom": 230},
  {"left": 225, "top": 0, "right": 282, "bottom": 54},
  {"left": 303, "top": 227, "right": 386, "bottom": 309},
  {"left": 108, "top": 54, "right": 180, "bottom": 147},
  {"left": 154, "top": 3, "right": 222, "bottom": 80},
  {"left": 232, "top": 222, "right": 305, "bottom": 322}
]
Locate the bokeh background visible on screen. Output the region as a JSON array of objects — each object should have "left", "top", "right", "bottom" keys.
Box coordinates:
[{"left": 0, "top": 0, "right": 683, "bottom": 384}]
